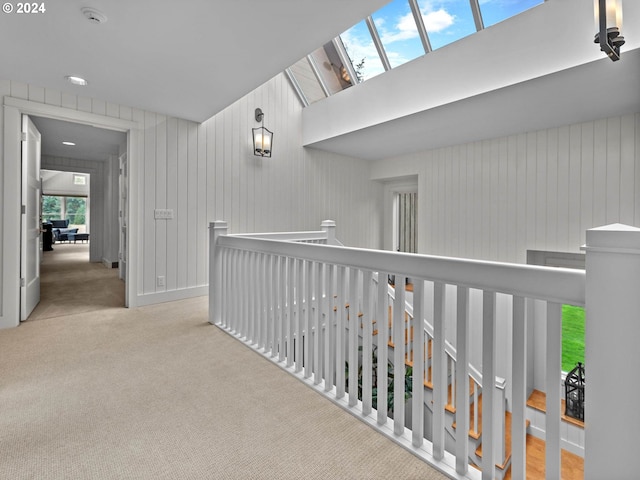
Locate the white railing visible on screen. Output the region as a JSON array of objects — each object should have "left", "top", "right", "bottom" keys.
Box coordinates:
[
  {"left": 209, "top": 220, "right": 640, "bottom": 480},
  {"left": 381, "top": 275, "right": 491, "bottom": 461}
]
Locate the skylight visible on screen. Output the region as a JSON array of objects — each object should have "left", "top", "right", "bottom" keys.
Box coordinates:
[
  {"left": 285, "top": 0, "right": 545, "bottom": 106},
  {"left": 481, "top": 0, "right": 545, "bottom": 28},
  {"left": 418, "top": 0, "right": 477, "bottom": 50},
  {"left": 341, "top": 20, "right": 387, "bottom": 81},
  {"left": 372, "top": 0, "right": 426, "bottom": 69}
]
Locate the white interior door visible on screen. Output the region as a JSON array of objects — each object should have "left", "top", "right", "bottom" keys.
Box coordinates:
[
  {"left": 20, "top": 115, "right": 42, "bottom": 320},
  {"left": 118, "top": 152, "right": 128, "bottom": 283}
]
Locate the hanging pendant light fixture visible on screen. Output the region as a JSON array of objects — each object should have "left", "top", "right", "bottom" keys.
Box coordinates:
[
  {"left": 252, "top": 108, "right": 273, "bottom": 157},
  {"left": 594, "top": 0, "right": 624, "bottom": 61}
]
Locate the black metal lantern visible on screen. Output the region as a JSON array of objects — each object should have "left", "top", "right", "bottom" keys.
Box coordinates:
[
  {"left": 594, "top": 0, "right": 625, "bottom": 61},
  {"left": 252, "top": 108, "right": 273, "bottom": 158},
  {"left": 564, "top": 362, "right": 585, "bottom": 421}
]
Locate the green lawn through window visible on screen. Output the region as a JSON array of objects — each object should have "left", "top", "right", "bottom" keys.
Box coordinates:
[{"left": 562, "top": 305, "right": 585, "bottom": 372}]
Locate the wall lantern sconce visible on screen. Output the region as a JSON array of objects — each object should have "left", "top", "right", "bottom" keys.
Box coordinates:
[
  {"left": 594, "top": 0, "right": 624, "bottom": 61},
  {"left": 564, "top": 362, "right": 585, "bottom": 421},
  {"left": 252, "top": 108, "right": 273, "bottom": 157}
]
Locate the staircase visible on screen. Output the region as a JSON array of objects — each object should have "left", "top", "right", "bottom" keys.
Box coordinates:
[
  {"left": 355, "top": 283, "right": 586, "bottom": 480},
  {"left": 348, "top": 285, "right": 516, "bottom": 480}
]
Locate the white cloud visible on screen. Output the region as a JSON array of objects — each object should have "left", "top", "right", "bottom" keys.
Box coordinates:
[
  {"left": 379, "top": 12, "right": 419, "bottom": 44},
  {"left": 423, "top": 8, "right": 455, "bottom": 32}
]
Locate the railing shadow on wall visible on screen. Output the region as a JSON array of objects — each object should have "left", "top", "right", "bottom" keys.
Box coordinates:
[{"left": 208, "top": 220, "right": 640, "bottom": 480}]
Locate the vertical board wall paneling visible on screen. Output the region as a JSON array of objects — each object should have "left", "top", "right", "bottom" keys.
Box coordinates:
[
  {"left": 166, "top": 117, "right": 179, "bottom": 292},
  {"left": 605, "top": 116, "right": 622, "bottom": 223},
  {"left": 535, "top": 131, "right": 547, "bottom": 252},
  {"left": 580, "top": 121, "right": 595, "bottom": 243},
  {"left": 567, "top": 123, "right": 583, "bottom": 251},
  {"left": 186, "top": 121, "right": 198, "bottom": 288},
  {"left": 143, "top": 111, "right": 157, "bottom": 294},
  {"left": 546, "top": 128, "right": 559, "bottom": 251},
  {"left": 176, "top": 119, "right": 189, "bottom": 290},
  {"left": 155, "top": 115, "right": 168, "bottom": 291},
  {"left": 619, "top": 114, "right": 636, "bottom": 225},
  {"left": 592, "top": 119, "right": 608, "bottom": 227},
  {"left": 387, "top": 112, "right": 639, "bottom": 263},
  {"left": 556, "top": 126, "right": 570, "bottom": 250},
  {"left": 197, "top": 122, "right": 208, "bottom": 286}
]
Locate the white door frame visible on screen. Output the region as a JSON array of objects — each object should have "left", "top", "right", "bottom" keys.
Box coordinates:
[
  {"left": 1, "top": 96, "right": 141, "bottom": 328},
  {"left": 382, "top": 176, "right": 418, "bottom": 252}
]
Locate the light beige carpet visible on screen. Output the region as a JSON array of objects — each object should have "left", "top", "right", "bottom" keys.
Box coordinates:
[
  {"left": 0, "top": 254, "right": 450, "bottom": 479},
  {"left": 27, "top": 243, "right": 125, "bottom": 322}
]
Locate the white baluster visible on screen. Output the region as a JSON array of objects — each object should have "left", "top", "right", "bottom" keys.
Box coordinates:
[
  {"left": 335, "top": 266, "right": 347, "bottom": 399},
  {"left": 393, "top": 276, "right": 406, "bottom": 435},
  {"left": 546, "top": 301, "right": 562, "bottom": 480},
  {"left": 325, "top": 264, "right": 336, "bottom": 393},
  {"left": 511, "top": 295, "right": 527, "bottom": 480},
  {"left": 376, "top": 271, "right": 388, "bottom": 424},
  {"left": 295, "top": 258, "right": 303, "bottom": 373},
  {"left": 481, "top": 291, "right": 496, "bottom": 480},
  {"left": 313, "top": 261, "right": 321, "bottom": 384},
  {"left": 304, "top": 260, "right": 312, "bottom": 379},
  {"left": 278, "top": 257, "right": 287, "bottom": 362},
  {"left": 455, "top": 286, "right": 470, "bottom": 475},
  {"left": 432, "top": 281, "right": 446, "bottom": 460},
  {"left": 287, "top": 257, "right": 295, "bottom": 367},
  {"left": 348, "top": 268, "right": 358, "bottom": 407},
  {"left": 362, "top": 270, "right": 373, "bottom": 416},
  {"left": 412, "top": 280, "right": 425, "bottom": 447}
]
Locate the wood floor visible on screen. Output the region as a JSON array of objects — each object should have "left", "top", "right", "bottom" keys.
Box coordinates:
[
  {"left": 503, "top": 390, "right": 584, "bottom": 480},
  {"left": 506, "top": 434, "right": 584, "bottom": 480}
]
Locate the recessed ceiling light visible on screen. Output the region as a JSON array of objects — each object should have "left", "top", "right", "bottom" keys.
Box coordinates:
[
  {"left": 62, "top": 141, "right": 76, "bottom": 146},
  {"left": 65, "top": 75, "right": 88, "bottom": 86}
]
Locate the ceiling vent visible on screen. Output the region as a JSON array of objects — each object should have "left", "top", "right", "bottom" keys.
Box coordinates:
[{"left": 81, "top": 7, "right": 107, "bottom": 24}]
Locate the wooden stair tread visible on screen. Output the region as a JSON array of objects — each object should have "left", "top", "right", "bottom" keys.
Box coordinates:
[
  {"left": 527, "top": 389, "right": 584, "bottom": 429},
  {"left": 475, "top": 412, "right": 532, "bottom": 471}
]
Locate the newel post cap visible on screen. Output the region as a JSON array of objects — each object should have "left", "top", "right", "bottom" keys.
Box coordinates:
[
  {"left": 210, "top": 221, "right": 229, "bottom": 230},
  {"left": 585, "top": 223, "right": 640, "bottom": 254}
]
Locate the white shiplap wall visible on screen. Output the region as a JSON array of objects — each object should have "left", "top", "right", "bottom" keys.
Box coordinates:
[
  {"left": 1, "top": 74, "right": 382, "bottom": 314},
  {"left": 373, "top": 113, "right": 640, "bottom": 264}
]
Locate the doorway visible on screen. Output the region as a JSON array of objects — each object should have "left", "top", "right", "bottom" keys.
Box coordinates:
[
  {"left": 25, "top": 117, "right": 126, "bottom": 321},
  {"left": 1, "top": 97, "right": 139, "bottom": 327},
  {"left": 382, "top": 177, "right": 419, "bottom": 253}
]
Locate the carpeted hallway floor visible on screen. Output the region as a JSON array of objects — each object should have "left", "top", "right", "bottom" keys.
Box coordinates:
[{"left": 0, "top": 245, "right": 449, "bottom": 480}]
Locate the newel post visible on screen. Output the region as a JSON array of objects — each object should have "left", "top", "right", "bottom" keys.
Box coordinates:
[
  {"left": 209, "top": 221, "right": 228, "bottom": 325},
  {"left": 584, "top": 224, "right": 640, "bottom": 480},
  {"left": 321, "top": 220, "right": 336, "bottom": 245}
]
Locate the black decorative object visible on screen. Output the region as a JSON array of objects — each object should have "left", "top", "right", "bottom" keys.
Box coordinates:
[
  {"left": 565, "top": 362, "right": 585, "bottom": 421},
  {"left": 252, "top": 108, "right": 273, "bottom": 157},
  {"left": 594, "top": 0, "right": 624, "bottom": 62}
]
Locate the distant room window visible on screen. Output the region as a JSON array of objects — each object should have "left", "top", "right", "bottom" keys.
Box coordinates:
[{"left": 74, "top": 174, "right": 87, "bottom": 185}]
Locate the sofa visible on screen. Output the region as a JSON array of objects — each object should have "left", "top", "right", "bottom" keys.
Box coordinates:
[{"left": 49, "top": 220, "right": 78, "bottom": 243}]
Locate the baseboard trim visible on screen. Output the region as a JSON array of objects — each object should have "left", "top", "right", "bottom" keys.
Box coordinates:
[
  {"left": 135, "top": 285, "right": 208, "bottom": 307},
  {"left": 102, "top": 258, "right": 119, "bottom": 269}
]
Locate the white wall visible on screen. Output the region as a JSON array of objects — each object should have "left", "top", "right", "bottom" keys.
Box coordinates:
[
  {"left": 373, "top": 113, "right": 640, "bottom": 263},
  {"left": 0, "top": 74, "right": 383, "bottom": 325},
  {"left": 42, "top": 171, "right": 90, "bottom": 197}
]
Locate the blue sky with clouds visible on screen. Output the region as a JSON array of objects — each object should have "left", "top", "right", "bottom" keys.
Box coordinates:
[{"left": 341, "top": 0, "right": 543, "bottom": 80}]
